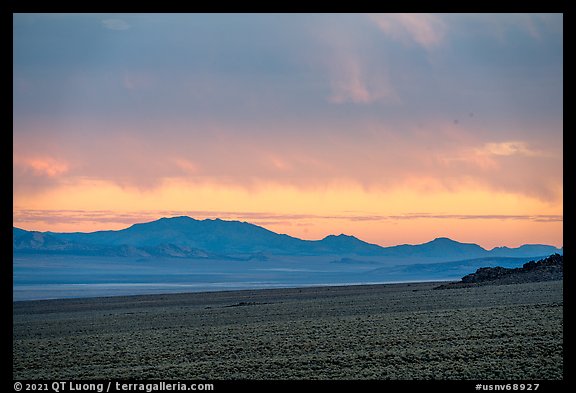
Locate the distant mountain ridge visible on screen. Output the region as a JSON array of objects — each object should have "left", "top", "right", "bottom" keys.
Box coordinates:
[{"left": 13, "top": 216, "right": 563, "bottom": 260}]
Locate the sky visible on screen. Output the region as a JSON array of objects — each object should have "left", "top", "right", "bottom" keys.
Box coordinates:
[{"left": 13, "top": 13, "right": 563, "bottom": 249}]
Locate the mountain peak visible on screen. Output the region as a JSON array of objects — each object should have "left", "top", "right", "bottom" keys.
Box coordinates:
[
  {"left": 323, "top": 233, "right": 357, "bottom": 240},
  {"left": 408, "top": 237, "right": 487, "bottom": 258},
  {"left": 158, "top": 216, "right": 196, "bottom": 222},
  {"left": 430, "top": 237, "right": 457, "bottom": 243}
]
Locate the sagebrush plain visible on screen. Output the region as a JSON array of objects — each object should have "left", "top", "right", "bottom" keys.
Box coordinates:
[{"left": 13, "top": 280, "right": 562, "bottom": 380}]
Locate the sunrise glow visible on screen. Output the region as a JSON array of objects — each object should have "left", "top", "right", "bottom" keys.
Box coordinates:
[{"left": 13, "top": 13, "right": 563, "bottom": 249}]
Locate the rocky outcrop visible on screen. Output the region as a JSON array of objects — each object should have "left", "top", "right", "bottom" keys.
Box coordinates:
[{"left": 436, "top": 254, "right": 562, "bottom": 289}]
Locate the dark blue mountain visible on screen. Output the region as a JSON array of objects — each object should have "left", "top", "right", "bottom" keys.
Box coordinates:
[
  {"left": 488, "top": 244, "right": 562, "bottom": 258},
  {"left": 13, "top": 229, "right": 70, "bottom": 251},
  {"left": 13, "top": 216, "right": 563, "bottom": 259},
  {"left": 50, "top": 216, "right": 307, "bottom": 254},
  {"left": 315, "top": 234, "right": 385, "bottom": 255},
  {"left": 382, "top": 237, "right": 488, "bottom": 258}
]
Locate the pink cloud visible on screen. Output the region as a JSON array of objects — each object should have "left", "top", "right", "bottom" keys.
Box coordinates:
[
  {"left": 328, "top": 57, "right": 396, "bottom": 104},
  {"left": 12, "top": 116, "right": 563, "bottom": 203},
  {"left": 173, "top": 158, "right": 199, "bottom": 175},
  {"left": 329, "top": 64, "right": 372, "bottom": 104},
  {"left": 311, "top": 16, "right": 399, "bottom": 106},
  {"left": 14, "top": 156, "right": 69, "bottom": 177},
  {"left": 369, "top": 13, "right": 446, "bottom": 49},
  {"left": 479, "top": 141, "right": 546, "bottom": 157}
]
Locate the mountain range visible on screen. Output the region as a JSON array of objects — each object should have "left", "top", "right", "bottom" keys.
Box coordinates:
[{"left": 13, "top": 216, "right": 562, "bottom": 260}]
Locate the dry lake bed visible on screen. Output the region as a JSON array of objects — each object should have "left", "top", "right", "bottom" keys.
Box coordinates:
[{"left": 13, "top": 280, "right": 563, "bottom": 380}]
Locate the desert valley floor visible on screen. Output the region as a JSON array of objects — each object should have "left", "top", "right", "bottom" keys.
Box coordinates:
[{"left": 13, "top": 280, "right": 562, "bottom": 380}]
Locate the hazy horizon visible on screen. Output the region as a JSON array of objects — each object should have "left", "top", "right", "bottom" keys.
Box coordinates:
[{"left": 13, "top": 13, "right": 563, "bottom": 249}]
